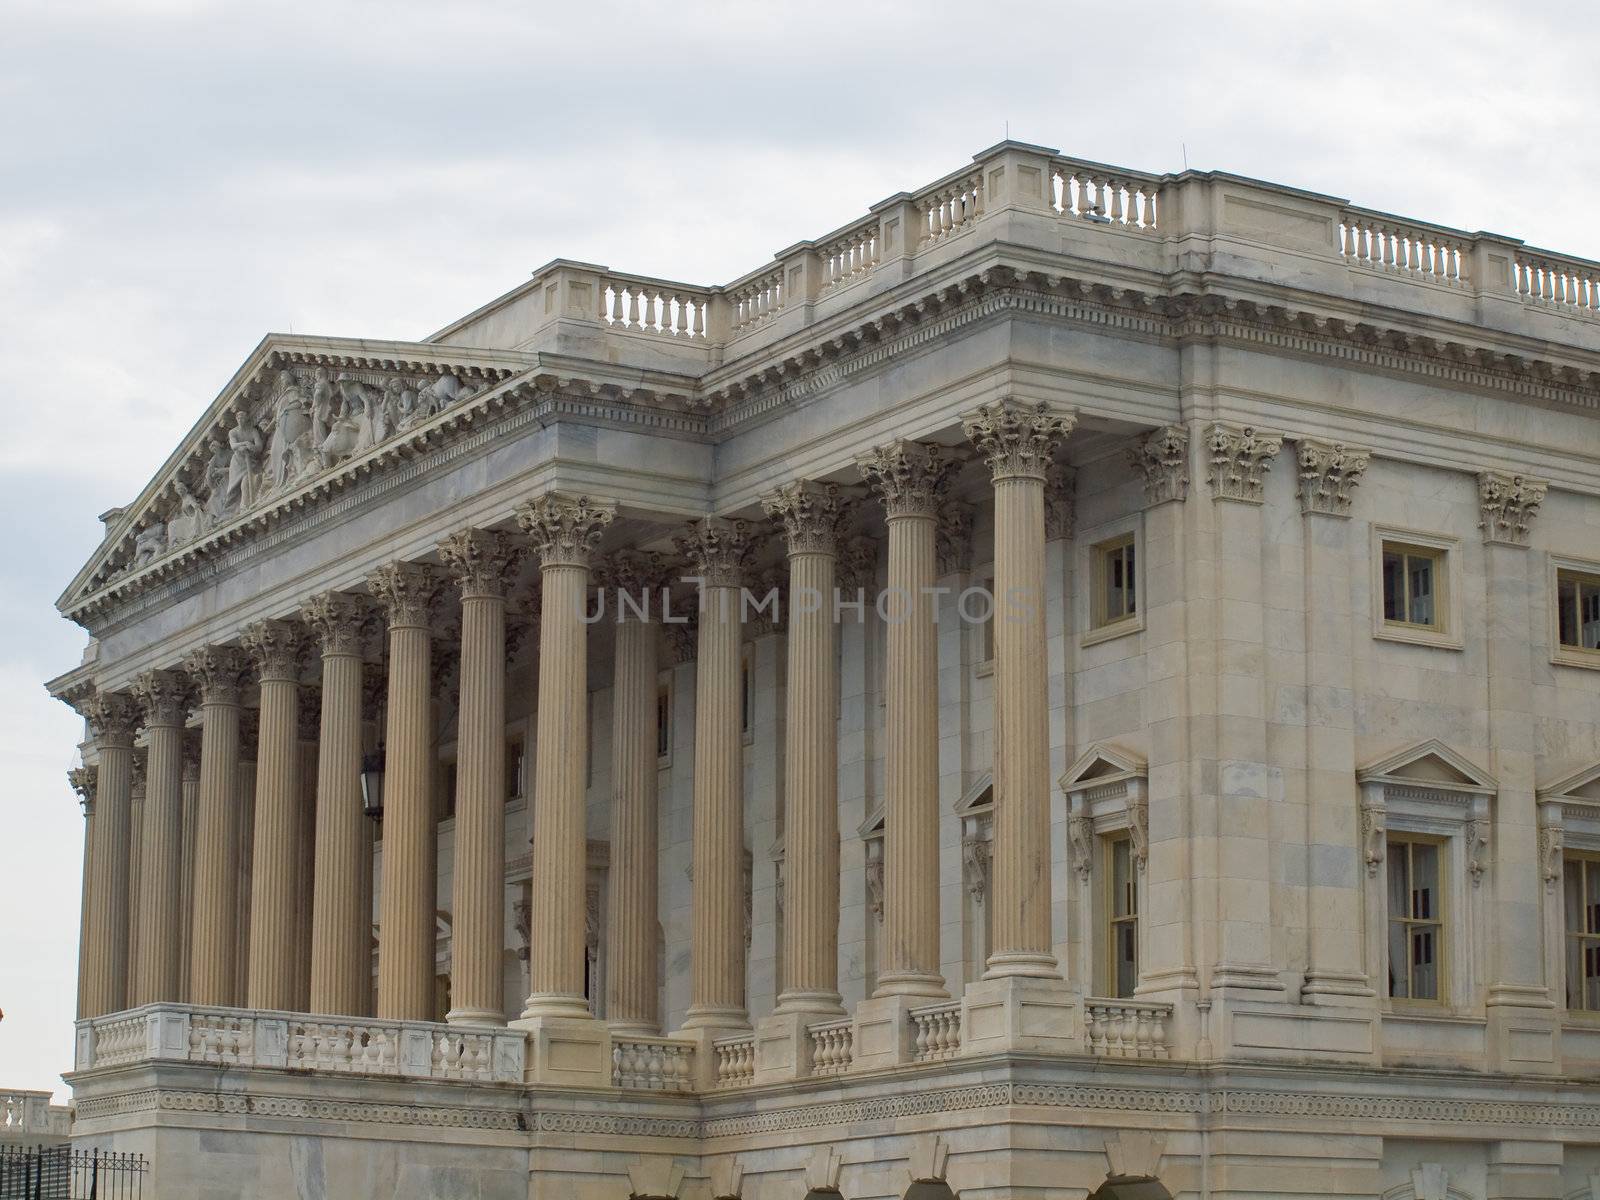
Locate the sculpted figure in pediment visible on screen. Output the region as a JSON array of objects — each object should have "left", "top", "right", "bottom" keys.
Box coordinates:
[
  {"left": 309, "top": 367, "right": 334, "bottom": 448},
  {"left": 265, "top": 370, "right": 313, "bottom": 493},
  {"left": 202, "top": 432, "right": 232, "bottom": 523},
  {"left": 166, "top": 479, "right": 204, "bottom": 548},
  {"left": 133, "top": 517, "right": 167, "bottom": 565},
  {"left": 337, "top": 373, "right": 382, "bottom": 456},
  {"left": 226, "top": 409, "right": 263, "bottom": 511}
]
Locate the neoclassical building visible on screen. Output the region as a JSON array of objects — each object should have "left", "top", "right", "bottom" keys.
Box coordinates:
[{"left": 48, "top": 142, "right": 1600, "bottom": 1199}]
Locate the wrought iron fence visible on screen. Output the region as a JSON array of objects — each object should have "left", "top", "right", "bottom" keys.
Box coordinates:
[{"left": 0, "top": 1145, "right": 146, "bottom": 1199}]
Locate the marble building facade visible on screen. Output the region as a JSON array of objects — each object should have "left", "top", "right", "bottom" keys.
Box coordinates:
[{"left": 45, "top": 141, "right": 1600, "bottom": 1199}]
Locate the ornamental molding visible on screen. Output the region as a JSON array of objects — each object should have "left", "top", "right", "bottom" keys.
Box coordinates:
[
  {"left": 960, "top": 400, "right": 1075, "bottom": 483},
  {"left": 761, "top": 481, "right": 844, "bottom": 556},
  {"left": 241, "top": 619, "right": 309, "bottom": 683},
  {"left": 132, "top": 669, "right": 194, "bottom": 727},
  {"left": 1128, "top": 425, "right": 1190, "bottom": 507},
  {"left": 183, "top": 645, "right": 250, "bottom": 705},
  {"left": 935, "top": 502, "right": 974, "bottom": 577},
  {"left": 856, "top": 440, "right": 954, "bottom": 519},
  {"left": 674, "top": 518, "right": 753, "bottom": 589},
  {"left": 515, "top": 494, "right": 616, "bottom": 570},
  {"left": 1205, "top": 422, "right": 1283, "bottom": 504},
  {"left": 1477, "top": 470, "right": 1548, "bottom": 545},
  {"left": 82, "top": 691, "right": 141, "bottom": 744},
  {"left": 72, "top": 1086, "right": 523, "bottom": 1132},
  {"left": 1297, "top": 438, "right": 1371, "bottom": 516},
  {"left": 368, "top": 562, "right": 443, "bottom": 629},
  {"left": 438, "top": 529, "right": 527, "bottom": 599},
  {"left": 300, "top": 591, "right": 372, "bottom": 657}
]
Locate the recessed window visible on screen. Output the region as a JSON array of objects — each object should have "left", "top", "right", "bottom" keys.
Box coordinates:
[
  {"left": 656, "top": 683, "right": 671, "bottom": 761},
  {"left": 1564, "top": 853, "right": 1600, "bottom": 1012},
  {"left": 1387, "top": 836, "right": 1443, "bottom": 1002},
  {"left": 740, "top": 646, "right": 753, "bottom": 737},
  {"left": 977, "top": 573, "right": 996, "bottom": 667},
  {"left": 1381, "top": 542, "right": 1445, "bottom": 632},
  {"left": 505, "top": 738, "right": 525, "bottom": 801},
  {"left": 1093, "top": 535, "right": 1137, "bottom": 630},
  {"left": 1557, "top": 568, "right": 1600, "bottom": 655},
  {"left": 1107, "top": 835, "right": 1138, "bottom": 998}
]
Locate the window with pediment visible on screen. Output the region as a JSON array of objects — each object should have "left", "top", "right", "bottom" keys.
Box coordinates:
[
  {"left": 1536, "top": 762, "right": 1600, "bottom": 1014},
  {"left": 956, "top": 776, "right": 993, "bottom": 983},
  {"left": 1060, "top": 744, "right": 1149, "bottom": 998}
]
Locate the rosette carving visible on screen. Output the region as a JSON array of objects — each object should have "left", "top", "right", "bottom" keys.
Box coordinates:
[
  {"left": 438, "top": 528, "right": 527, "bottom": 599},
  {"left": 960, "top": 400, "right": 1074, "bottom": 482},
  {"left": 761, "top": 481, "right": 843, "bottom": 555},
  {"left": 367, "top": 562, "right": 441, "bottom": 628},
  {"left": 674, "top": 518, "right": 751, "bottom": 588},
  {"left": 132, "top": 668, "right": 194, "bottom": 727},
  {"left": 183, "top": 644, "right": 250, "bottom": 705},
  {"left": 242, "top": 619, "right": 309, "bottom": 682},
  {"left": 514, "top": 494, "right": 615, "bottom": 569},
  {"left": 856, "top": 440, "right": 952, "bottom": 518},
  {"left": 300, "top": 591, "right": 371, "bottom": 656},
  {"left": 1128, "top": 425, "right": 1190, "bottom": 507}
]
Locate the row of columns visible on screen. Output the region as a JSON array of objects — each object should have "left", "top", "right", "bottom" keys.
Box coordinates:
[{"left": 71, "top": 398, "right": 1074, "bottom": 1030}]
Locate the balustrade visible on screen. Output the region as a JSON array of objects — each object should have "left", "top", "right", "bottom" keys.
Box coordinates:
[
  {"left": 600, "top": 276, "right": 711, "bottom": 339},
  {"left": 909, "top": 1002, "right": 962, "bottom": 1062},
  {"left": 916, "top": 174, "right": 984, "bottom": 245},
  {"left": 0, "top": 1092, "right": 71, "bottom": 1139},
  {"left": 711, "top": 1034, "right": 755, "bottom": 1087},
  {"left": 1051, "top": 161, "right": 1160, "bottom": 231},
  {"left": 819, "top": 220, "right": 879, "bottom": 293},
  {"left": 1083, "top": 998, "right": 1171, "bottom": 1059},
  {"left": 806, "top": 1018, "right": 854, "bottom": 1075},
  {"left": 1339, "top": 211, "right": 1468, "bottom": 287},
  {"left": 610, "top": 1036, "right": 694, "bottom": 1092},
  {"left": 729, "top": 266, "right": 785, "bottom": 334},
  {"left": 1514, "top": 250, "right": 1600, "bottom": 317}
]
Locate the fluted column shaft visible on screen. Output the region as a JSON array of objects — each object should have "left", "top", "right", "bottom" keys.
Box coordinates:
[
  {"left": 243, "top": 622, "right": 305, "bottom": 1011},
  {"left": 678, "top": 522, "right": 752, "bottom": 1029},
  {"left": 303, "top": 594, "right": 368, "bottom": 1016},
  {"left": 131, "top": 671, "right": 191, "bottom": 1006},
  {"left": 370, "top": 565, "right": 440, "bottom": 1022},
  {"left": 964, "top": 401, "right": 1073, "bottom": 978},
  {"left": 763, "top": 483, "right": 845, "bottom": 1016},
  {"left": 176, "top": 746, "right": 199, "bottom": 1002},
  {"left": 607, "top": 607, "right": 662, "bottom": 1031},
  {"left": 441, "top": 531, "right": 522, "bottom": 1026},
  {"left": 81, "top": 695, "right": 137, "bottom": 1017},
  {"left": 517, "top": 494, "right": 614, "bottom": 1019},
  {"left": 184, "top": 646, "right": 246, "bottom": 1007},
  {"left": 860, "top": 441, "right": 949, "bottom": 997}
]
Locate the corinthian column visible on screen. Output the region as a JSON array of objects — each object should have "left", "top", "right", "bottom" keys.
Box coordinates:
[
  {"left": 439, "top": 529, "right": 525, "bottom": 1026},
  {"left": 78, "top": 693, "right": 139, "bottom": 1016},
  {"left": 69, "top": 767, "right": 96, "bottom": 1018},
  {"left": 130, "top": 669, "right": 194, "bottom": 1006},
  {"left": 177, "top": 733, "right": 200, "bottom": 1002},
  {"left": 514, "top": 493, "right": 614, "bottom": 1019},
  {"left": 182, "top": 645, "right": 247, "bottom": 1006},
  {"left": 242, "top": 619, "right": 307, "bottom": 1011},
  {"left": 761, "top": 482, "right": 846, "bottom": 1017},
  {"left": 302, "top": 592, "right": 370, "bottom": 1017},
  {"left": 859, "top": 441, "right": 952, "bottom": 997},
  {"left": 368, "top": 563, "right": 441, "bottom": 1022},
  {"left": 676, "top": 520, "right": 754, "bottom": 1029},
  {"left": 962, "top": 400, "right": 1073, "bottom": 978}
]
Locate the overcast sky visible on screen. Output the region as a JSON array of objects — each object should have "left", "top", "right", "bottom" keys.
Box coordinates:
[{"left": 3, "top": 0, "right": 1597, "bottom": 1099}]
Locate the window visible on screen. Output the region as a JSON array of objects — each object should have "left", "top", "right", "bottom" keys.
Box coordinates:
[
  {"left": 1565, "top": 853, "right": 1600, "bottom": 1012},
  {"left": 1381, "top": 542, "right": 1445, "bottom": 631},
  {"left": 1107, "top": 836, "right": 1138, "bottom": 998},
  {"left": 1387, "top": 837, "right": 1443, "bottom": 1002},
  {"left": 656, "top": 681, "right": 671, "bottom": 761},
  {"left": 1092, "top": 535, "right": 1137, "bottom": 629},
  {"left": 1557, "top": 568, "right": 1600, "bottom": 656},
  {"left": 505, "top": 737, "right": 525, "bottom": 801},
  {"left": 740, "top": 645, "right": 753, "bottom": 738},
  {"left": 976, "top": 573, "right": 996, "bottom": 669}
]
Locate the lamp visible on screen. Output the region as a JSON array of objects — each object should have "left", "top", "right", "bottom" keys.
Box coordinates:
[{"left": 360, "top": 747, "right": 386, "bottom": 820}]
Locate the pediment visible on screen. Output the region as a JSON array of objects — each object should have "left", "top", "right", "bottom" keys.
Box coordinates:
[
  {"left": 1540, "top": 761, "right": 1600, "bottom": 803},
  {"left": 858, "top": 803, "right": 885, "bottom": 839},
  {"left": 1357, "top": 739, "right": 1496, "bottom": 793},
  {"left": 1059, "top": 742, "right": 1147, "bottom": 794},
  {"left": 58, "top": 333, "right": 534, "bottom": 623},
  {"left": 954, "top": 774, "right": 993, "bottom": 815}
]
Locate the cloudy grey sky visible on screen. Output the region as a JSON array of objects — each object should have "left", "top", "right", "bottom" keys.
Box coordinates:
[{"left": 3, "top": 0, "right": 1597, "bottom": 1098}]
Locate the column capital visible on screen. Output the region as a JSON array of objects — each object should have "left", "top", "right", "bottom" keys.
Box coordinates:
[
  {"left": 1205, "top": 422, "right": 1283, "bottom": 503},
  {"left": 1128, "top": 425, "right": 1190, "bottom": 507},
  {"left": 856, "top": 440, "right": 953, "bottom": 518},
  {"left": 935, "top": 501, "right": 974, "bottom": 576},
  {"left": 1296, "top": 438, "right": 1371, "bottom": 517},
  {"left": 367, "top": 561, "right": 442, "bottom": 628},
  {"left": 597, "top": 547, "right": 671, "bottom": 595},
  {"left": 514, "top": 493, "right": 616, "bottom": 569},
  {"left": 69, "top": 765, "right": 95, "bottom": 813},
  {"left": 83, "top": 690, "right": 140, "bottom": 747},
  {"left": 132, "top": 669, "right": 194, "bottom": 728},
  {"left": 960, "top": 400, "right": 1075, "bottom": 482},
  {"left": 1478, "top": 470, "right": 1548, "bottom": 546},
  {"left": 438, "top": 528, "right": 527, "bottom": 599},
  {"left": 301, "top": 590, "right": 373, "bottom": 656},
  {"left": 242, "top": 619, "right": 310, "bottom": 682},
  {"left": 183, "top": 645, "right": 250, "bottom": 705},
  {"left": 674, "top": 518, "right": 752, "bottom": 587},
  {"left": 761, "top": 480, "right": 844, "bottom": 555},
  {"left": 1044, "top": 461, "right": 1077, "bottom": 541}
]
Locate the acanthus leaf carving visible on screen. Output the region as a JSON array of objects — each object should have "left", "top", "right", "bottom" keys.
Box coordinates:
[
  {"left": 1128, "top": 425, "right": 1190, "bottom": 507},
  {"left": 1296, "top": 438, "right": 1371, "bottom": 516},
  {"left": 82, "top": 691, "right": 140, "bottom": 746},
  {"left": 960, "top": 400, "right": 1075, "bottom": 482},
  {"left": 183, "top": 645, "right": 251, "bottom": 705},
  {"left": 761, "top": 480, "right": 843, "bottom": 555},
  {"left": 132, "top": 668, "right": 194, "bottom": 728},
  {"left": 1360, "top": 801, "right": 1386, "bottom": 877},
  {"left": 935, "top": 501, "right": 974, "bottom": 576},
  {"left": 437, "top": 528, "right": 527, "bottom": 599},
  {"left": 856, "top": 439, "right": 953, "bottom": 519},
  {"left": 1538, "top": 819, "right": 1563, "bottom": 892},
  {"left": 1206, "top": 422, "right": 1282, "bottom": 503},
  {"left": 1478, "top": 469, "right": 1547, "bottom": 545},
  {"left": 514, "top": 494, "right": 615, "bottom": 569},
  {"left": 241, "top": 619, "right": 310, "bottom": 683},
  {"left": 673, "top": 517, "right": 752, "bottom": 588},
  {"left": 367, "top": 562, "right": 442, "bottom": 629},
  {"left": 300, "top": 591, "right": 372, "bottom": 657}
]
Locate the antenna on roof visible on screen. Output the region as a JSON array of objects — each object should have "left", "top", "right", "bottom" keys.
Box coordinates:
[
  {"left": 1004, "top": 119, "right": 1009, "bottom": 140},
  {"left": 1182, "top": 142, "right": 1189, "bottom": 171}
]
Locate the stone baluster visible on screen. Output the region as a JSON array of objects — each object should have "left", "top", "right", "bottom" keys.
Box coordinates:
[
  {"left": 858, "top": 440, "right": 953, "bottom": 999},
  {"left": 368, "top": 563, "right": 441, "bottom": 1022},
  {"left": 514, "top": 494, "right": 615, "bottom": 1018},
  {"left": 130, "top": 668, "right": 193, "bottom": 1006},
  {"left": 601, "top": 549, "right": 669, "bottom": 1035},
  {"left": 761, "top": 482, "right": 846, "bottom": 1018},
  {"left": 182, "top": 646, "right": 248, "bottom": 1007},
  {"left": 439, "top": 529, "right": 525, "bottom": 1026},
  {"left": 676, "top": 519, "right": 755, "bottom": 1030},
  {"left": 78, "top": 692, "right": 139, "bottom": 1017},
  {"left": 242, "top": 619, "right": 307, "bottom": 1011},
  {"left": 961, "top": 401, "right": 1074, "bottom": 977},
  {"left": 302, "top": 592, "right": 370, "bottom": 1017}
]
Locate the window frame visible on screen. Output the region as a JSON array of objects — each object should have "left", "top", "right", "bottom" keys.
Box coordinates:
[
  {"left": 1080, "top": 515, "right": 1145, "bottom": 648},
  {"left": 1104, "top": 833, "right": 1140, "bottom": 1000},
  {"left": 1562, "top": 850, "right": 1600, "bottom": 1015},
  {"left": 655, "top": 670, "right": 673, "bottom": 768},
  {"left": 1370, "top": 526, "right": 1463, "bottom": 650},
  {"left": 1385, "top": 833, "right": 1447, "bottom": 1006},
  {"left": 1549, "top": 554, "right": 1600, "bottom": 671}
]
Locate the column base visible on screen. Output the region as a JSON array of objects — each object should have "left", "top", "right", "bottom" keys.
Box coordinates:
[
  {"left": 680, "top": 1004, "right": 751, "bottom": 1033},
  {"left": 445, "top": 1007, "right": 507, "bottom": 1028},
  {"left": 606, "top": 1018, "right": 663, "bottom": 1038},
  {"left": 872, "top": 971, "right": 949, "bottom": 999},
  {"left": 981, "top": 951, "right": 1061, "bottom": 981},
  {"left": 959, "top": 975, "right": 1078, "bottom": 1056},
  {"left": 509, "top": 1014, "right": 609, "bottom": 1087},
  {"left": 1300, "top": 970, "right": 1376, "bottom": 1004},
  {"left": 517, "top": 991, "right": 594, "bottom": 1021},
  {"left": 772, "top": 988, "right": 845, "bottom": 1018}
]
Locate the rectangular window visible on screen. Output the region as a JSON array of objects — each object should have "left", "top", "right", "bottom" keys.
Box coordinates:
[
  {"left": 1381, "top": 543, "right": 1445, "bottom": 632},
  {"left": 741, "top": 647, "right": 753, "bottom": 737},
  {"left": 1107, "top": 835, "right": 1138, "bottom": 998},
  {"left": 1386, "top": 837, "right": 1443, "bottom": 1002},
  {"left": 1093, "top": 536, "right": 1137, "bottom": 629},
  {"left": 1565, "top": 853, "right": 1600, "bottom": 1012},
  {"left": 1557, "top": 568, "right": 1600, "bottom": 655},
  {"left": 505, "top": 738, "right": 525, "bottom": 801},
  {"left": 978, "top": 573, "right": 996, "bottom": 666},
  {"left": 656, "top": 684, "right": 671, "bottom": 760}
]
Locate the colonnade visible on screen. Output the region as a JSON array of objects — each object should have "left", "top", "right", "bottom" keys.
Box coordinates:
[{"left": 67, "top": 400, "right": 1074, "bottom": 1030}]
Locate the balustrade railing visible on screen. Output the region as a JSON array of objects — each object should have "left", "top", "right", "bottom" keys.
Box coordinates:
[
  {"left": 0, "top": 1092, "right": 71, "bottom": 1140},
  {"left": 600, "top": 275, "right": 713, "bottom": 339},
  {"left": 916, "top": 172, "right": 984, "bottom": 245},
  {"left": 909, "top": 1002, "right": 962, "bottom": 1062},
  {"left": 711, "top": 1035, "right": 756, "bottom": 1088},
  {"left": 1083, "top": 998, "right": 1172, "bottom": 1059},
  {"left": 1052, "top": 160, "right": 1161, "bottom": 231},
  {"left": 1338, "top": 210, "right": 1468, "bottom": 287},
  {"left": 819, "top": 218, "right": 880, "bottom": 293},
  {"left": 610, "top": 1036, "right": 694, "bottom": 1092},
  {"left": 729, "top": 265, "right": 786, "bottom": 335},
  {"left": 807, "top": 1018, "right": 854, "bottom": 1075},
  {"left": 1514, "top": 248, "right": 1600, "bottom": 317}
]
